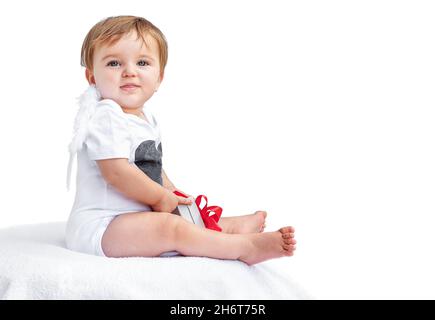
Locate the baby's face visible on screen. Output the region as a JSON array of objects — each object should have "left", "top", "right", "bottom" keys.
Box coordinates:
[{"left": 88, "top": 31, "right": 163, "bottom": 112}]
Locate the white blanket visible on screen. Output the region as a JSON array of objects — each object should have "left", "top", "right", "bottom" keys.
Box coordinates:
[{"left": 0, "top": 222, "right": 309, "bottom": 299}]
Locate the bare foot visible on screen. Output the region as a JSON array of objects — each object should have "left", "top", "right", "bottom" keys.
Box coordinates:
[
  {"left": 239, "top": 226, "right": 296, "bottom": 266},
  {"left": 219, "top": 211, "right": 267, "bottom": 234}
]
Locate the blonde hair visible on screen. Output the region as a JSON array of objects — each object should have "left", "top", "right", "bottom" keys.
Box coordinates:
[{"left": 81, "top": 15, "right": 168, "bottom": 74}]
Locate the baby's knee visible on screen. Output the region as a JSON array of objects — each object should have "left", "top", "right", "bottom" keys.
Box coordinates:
[{"left": 157, "top": 212, "right": 184, "bottom": 240}]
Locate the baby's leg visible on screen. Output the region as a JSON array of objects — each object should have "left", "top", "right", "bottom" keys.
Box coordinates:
[
  {"left": 101, "top": 211, "right": 296, "bottom": 265},
  {"left": 219, "top": 211, "right": 267, "bottom": 234}
]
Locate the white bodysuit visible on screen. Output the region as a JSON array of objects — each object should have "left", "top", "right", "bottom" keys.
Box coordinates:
[{"left": 65, "top": 98, "right": 163, "bottom": 257}]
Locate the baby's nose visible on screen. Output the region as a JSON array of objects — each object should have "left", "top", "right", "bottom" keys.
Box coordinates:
[{"left": 122, "top": 64, "right": 137, "bottom": 77}]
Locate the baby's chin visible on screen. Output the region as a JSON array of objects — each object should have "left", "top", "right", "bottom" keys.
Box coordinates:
[
  {"left": 103, "top": 96, "right": 146, "bottom": 109},
  {"left": 120, "top": 105, "right": 145, "bottom": 112}
]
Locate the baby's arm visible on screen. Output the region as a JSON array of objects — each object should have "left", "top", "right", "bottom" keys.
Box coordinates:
[
  {"left": 97, "top": 159, "right": 191, "bottom": 212},
  {"left": 162, "top": 169, "right": 176, "bottom": 190}
]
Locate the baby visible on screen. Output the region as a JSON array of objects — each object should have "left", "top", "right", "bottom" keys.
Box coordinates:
[{"left": 66, "top": 15, "right": 296, "bottom": 265}]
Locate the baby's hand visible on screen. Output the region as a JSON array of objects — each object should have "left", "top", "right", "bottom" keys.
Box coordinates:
[
  {"left": 152, "top": 189, "right": 193, "bottom": 213},
  {"left": 166, "top": 186, "right": 193, "bottom": 199},
  {"left": 176, "top": 194, "right": 193, "bottom": 206}
]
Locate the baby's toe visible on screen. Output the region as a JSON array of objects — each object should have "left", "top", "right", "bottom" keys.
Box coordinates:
[
  {"left": 255, "top": 211, "right": 267, "bottom": 217},
  {"left": 283, "top": 245, "right": 296, "bottom": 256},
  {"left": 260, "top": 211, "right": 267, "bottom": 219},
  {"left": 279, "top": 226, "right": 295, "bottom": 234},
  {"left": 283, "top": 238, "right": 292, "bottom": 245}
]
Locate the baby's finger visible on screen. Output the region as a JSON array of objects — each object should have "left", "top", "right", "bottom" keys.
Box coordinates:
[
  {"left": 175, "top": 190, "right": 193, "bottom": 198},
  {"left": 177, "top": 196, "right": 193, "bottom": 205}
]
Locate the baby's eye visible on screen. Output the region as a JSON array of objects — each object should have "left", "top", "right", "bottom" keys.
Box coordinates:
[
  {"left": 107, "top": 60, "right": 120, "bottom": 67},
  {"left": 137, "top": 60, "right": 149, "bottom": 67}
]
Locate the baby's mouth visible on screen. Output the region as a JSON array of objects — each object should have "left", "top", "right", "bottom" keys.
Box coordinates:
[{"left": 120, "top": 84, "right": 140, "bottom": 91}]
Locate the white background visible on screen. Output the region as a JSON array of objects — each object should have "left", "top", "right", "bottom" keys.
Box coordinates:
[{"left": 0, "top": 0, "right": 434, "bottom": 299}]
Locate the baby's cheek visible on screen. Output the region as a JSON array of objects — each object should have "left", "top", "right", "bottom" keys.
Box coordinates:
[{"left": 96, "top": 83, "right": 116, "bottom": 100}]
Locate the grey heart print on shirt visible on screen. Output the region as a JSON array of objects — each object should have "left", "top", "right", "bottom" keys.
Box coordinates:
[{"left": 134, "top": 140, "right": 163, "bottom": 185}]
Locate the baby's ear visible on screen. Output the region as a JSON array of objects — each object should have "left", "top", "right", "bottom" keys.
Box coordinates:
[
  {"left": 155, "top": 71, "right": 164, "bottom": 92},
  {"left": 85, "top": 69, "right": 96, "bottom": 85}
]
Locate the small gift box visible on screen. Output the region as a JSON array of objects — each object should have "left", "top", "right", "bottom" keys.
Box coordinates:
[
  {"left": 172, "top": 200, "right": 205, "bottom": 228},
  {"left": 173, "top": 191, "right": 222, "bottom": 232},
  {"left": 160, "top": 191, "right": 222, "bottom": 257}
]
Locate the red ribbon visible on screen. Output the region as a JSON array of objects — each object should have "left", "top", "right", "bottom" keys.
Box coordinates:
[
  {"left": 174, "top": 191, "right": 222, "bottom": 232},
  {"left": 195, "top": 195, "right": 222, "bottom": 232}
]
